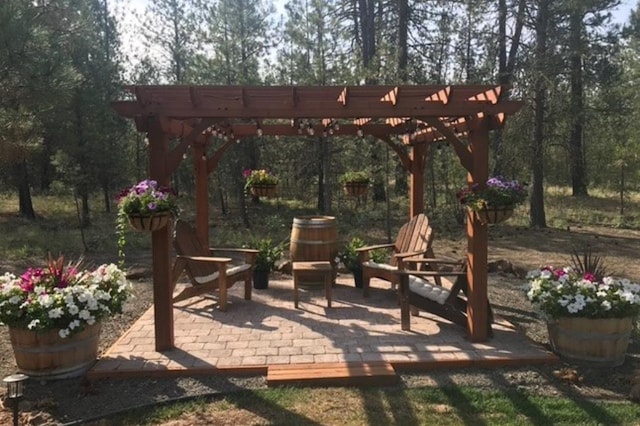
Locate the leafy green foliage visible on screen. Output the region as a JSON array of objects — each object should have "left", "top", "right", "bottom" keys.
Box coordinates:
[
  {"left": 339, "top": 171, "right": 370, "bottom": 184},
  {"left": 251, "top": 238, "right": 284, "bottom": 272}
]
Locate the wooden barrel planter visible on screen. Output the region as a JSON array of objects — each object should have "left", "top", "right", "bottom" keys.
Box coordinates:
[
  {"left": 473, "top": 207, "right": 513, "bottom": 225},
  {"left": 547, "top": 317, "right": 633, "bottom": 367},
  {"left": 290, "top": 216, "right": 338, "bottom": 285},
  {"left": 343, "top": 182, "right": 369, "bottom": 197},
  {"left": 250, "top": 184, "right": 277, "bottom": 197},
  {"left": 9, "top": 323, "right": 102, "bottom": 379},
  {"left": 128, "top": 213, "right": 171, "bottom": 231}
]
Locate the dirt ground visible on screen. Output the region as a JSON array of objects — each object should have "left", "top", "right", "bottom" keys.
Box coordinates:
[{"left": 0, "top": 224, "right": 639, "bottom": 424}]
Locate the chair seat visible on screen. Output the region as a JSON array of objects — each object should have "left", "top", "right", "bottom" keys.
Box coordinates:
[
  {"left": 362, "top": 261, "right": 397, "bottom": 271},
  {"left": 194, "top": 263, "right": 252, "bottom": 285},
  {"left": 408, "top": 276, "right": 450, "bottom": 305}
]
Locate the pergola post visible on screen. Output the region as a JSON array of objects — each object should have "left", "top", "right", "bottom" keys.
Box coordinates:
[
  {"left": 147, "top": 117, "right": 175, "bottom": 351},
  {"left": 193, "top": 142, "right": 209, "bottom": 247},
  {"left": 409, "top": 143, "right": 427, "bottom": 218},
  {"left": 466, "top": 118, "right": 490, "bottom": 342}
]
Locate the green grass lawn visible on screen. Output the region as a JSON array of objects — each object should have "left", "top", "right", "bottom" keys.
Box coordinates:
[{"left": 108, "top": 385, "right": 640, "bottom": 426}]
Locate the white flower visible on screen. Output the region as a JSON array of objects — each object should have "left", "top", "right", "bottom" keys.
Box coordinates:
[
  {"left": 1, "top": 262, "right": 130, "bottom": 333},
  {"left": 38, "top": 293, "right": 53, "bottom": 308},
  {"left": 601, "top": 300, "right": 612, "bottom": 310},
  {"left": 59, "top": 329, "right": 70, "bottom": 338},
  {"left": 48, "top": 307, "right": 64, "bottom": 318}
]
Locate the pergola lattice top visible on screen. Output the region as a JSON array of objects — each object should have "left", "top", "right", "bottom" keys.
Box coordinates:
[{"left": 112, "top": 84, "right": 522, "bottom": 143}]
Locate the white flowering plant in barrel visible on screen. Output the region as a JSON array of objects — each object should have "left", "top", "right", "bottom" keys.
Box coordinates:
[
  {"left": 0, "top": 256, "right": 131, "bottom": 338},
  {"left": 524, "top": 266, "right": 640, "bottom": 320}
]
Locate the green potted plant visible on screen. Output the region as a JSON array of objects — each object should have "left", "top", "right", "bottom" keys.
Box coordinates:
[
  {"left": 340, "top": 171, "right": 370, "bottom": 197},
  {"left": 338, "top": 237, "right": 385, "bottom": 288},
  {"left": 243, "top": 169, "right": 279, "bottom": 197},
  {"left": 456, "top": 176, "right": 527, "bottom": 224},
  {"left": 251, "top": 238, "right": 284, "bottom": 289}
]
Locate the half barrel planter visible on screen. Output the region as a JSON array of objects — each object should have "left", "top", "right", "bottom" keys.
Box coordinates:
[
  {"left": 343, "top": 182, "right": 369, "bottom": 197},
  {"left": 547, "top": 316, "right": 634, "bottom": 367},
  {"left": 250, "top": 184, "right": 277, "bottom": 197},
  {"left": 128, "top": 213, "right": 171, "bottom": 231},
  {"left": 473, "top": 206, "right": 514, "bottom": 225},
  {"left": 9, "top": 322, "right": 102, "bottom": 379}
]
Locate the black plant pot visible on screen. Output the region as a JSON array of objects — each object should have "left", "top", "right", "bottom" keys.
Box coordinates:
[
  {"left": 253, "top": 270, "right": 269, "bottom": 289},
  {"left": 352, "top": 268, "right": 363, "bottom": 288}
]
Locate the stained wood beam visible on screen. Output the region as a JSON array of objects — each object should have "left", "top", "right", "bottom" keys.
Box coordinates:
[
  {"left": 112, "top": 99, "right": 523, "bottom": 120},
  {"left": 421, "top": 117, "right": 473, "bottom": 173},
  {"left": 378, "top": 135, "right": 411, "bottom": 171},
  {"left": 165, "top": 119, "right": 218, "bottom": 176}
]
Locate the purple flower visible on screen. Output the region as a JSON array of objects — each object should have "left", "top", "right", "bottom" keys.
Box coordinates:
[{"left": 147, "top": 202, "right": 157, "bottom": 211}]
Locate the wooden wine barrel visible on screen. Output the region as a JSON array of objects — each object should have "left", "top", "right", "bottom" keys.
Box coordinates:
[
  {"left": 547, "top": 317, "right": 633, "bottom": 367},
  {"left": 290, "top": 216, "right": 338, "bottom": 285},
  {"left": 9, "top": 323, "right": 101, "bottom": 379}
]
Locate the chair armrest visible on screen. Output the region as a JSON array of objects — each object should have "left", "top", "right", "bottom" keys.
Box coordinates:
[
  {"left": 393, "top": 250, "right": 428, "bottom": 260},
  {"left": 209, "top": 248, "right": 258, "bottom": 265},
  {"left": 357, "top": 243, "right": 395, "bottom": 263},
  {"left": 403, "top": 257, "right": 465, "bottom": 266},
  {"left": 177, "top": 255, "right": 232, "bottom": 264},
  {"left": 209, "top": 247, "right": 259, "bottom": 254},
  {"left": 356, "top": 243, "right": 395, "bottom": 253}
]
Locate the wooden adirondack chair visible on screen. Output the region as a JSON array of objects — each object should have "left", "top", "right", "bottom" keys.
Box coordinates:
[
  {"left": 171, "top": 220, "right": 258, "bottom": 311},
  {"left": 356, "top": 213, "right": 434, "bottom": 297},
  {"left": 397, "top": 258, "right": 493, "bottom": 334}
]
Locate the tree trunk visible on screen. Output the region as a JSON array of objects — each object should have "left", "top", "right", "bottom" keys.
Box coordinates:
[
  {"left": 569, "top": 7, "right": 588, "bottom": 197},
  {"left": 14, "top": 159, "right": 36, "bottom": 220},
  {"left": 530, "top": 0, "right": 549, "bottom": 228},
  {"left": 317, "top": 136, "right": 326, "bottom": 213},
  {"left": 81, "top": 190, "right": 90, "bottom": 227},
  {"left": 397, "top": 0, "right": 408, "bottom": 82},
  {"left": 492, "top": 0, "right": 526, "bottom": 175},
  {"left": 102, "top": 181, "right": 111, "bottom": 213},
  {"left": 358, "top": 0, "right": 377, "bottom": 84}
]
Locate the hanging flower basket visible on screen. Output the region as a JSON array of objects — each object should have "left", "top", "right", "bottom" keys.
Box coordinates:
[
  {"left": 474, "top": 206, "right": 513, "bottom": 225},
  {"left": 457, "top": 176, "right": 526, "bottom": 225},
  {"left": 127, "top": 212, "right": 171, "bottom": 231},
  {"left": 343, "top": 182, "right": 369, "bottom": 197},
  {"left": 250, "top": 184, "right": 277, "bottom": 197}
]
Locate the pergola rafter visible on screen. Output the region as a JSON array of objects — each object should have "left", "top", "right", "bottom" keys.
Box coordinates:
[{"left": 112, "top": 84, "right": 523, "bottom": 353}]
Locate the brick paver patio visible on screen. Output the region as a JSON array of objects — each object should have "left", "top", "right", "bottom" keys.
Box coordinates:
[{"left": 88, "top": 274, "right": 557, "bottom": 383}]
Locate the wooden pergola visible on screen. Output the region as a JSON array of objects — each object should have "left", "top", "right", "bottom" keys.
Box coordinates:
[{"left": 112, "top": 85, "right": 523, "bottom": 351}]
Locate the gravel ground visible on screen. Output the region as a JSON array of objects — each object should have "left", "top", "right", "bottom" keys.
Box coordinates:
[{"left": 1, "top": 225, "right": 639, "bottom": 425}]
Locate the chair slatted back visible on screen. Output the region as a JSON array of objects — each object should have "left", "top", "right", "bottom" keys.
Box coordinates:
[
  {"left": 174, "top": 220, "right": 219, "bottom": 280},
  {"left": 389, "top": 214, "right": 434, "bottom": 267}
]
